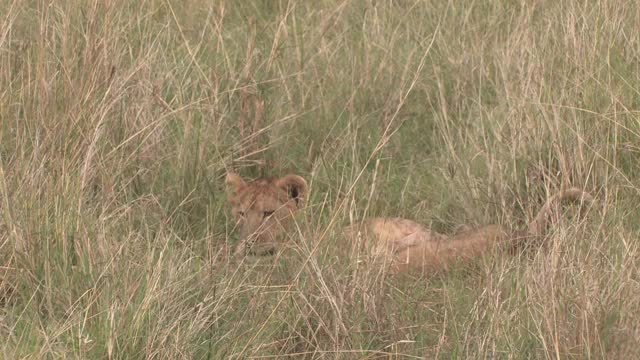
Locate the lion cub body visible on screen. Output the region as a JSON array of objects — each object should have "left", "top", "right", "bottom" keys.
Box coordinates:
[
  {"left": 343, "top": 217, "right": 445, "bottom": 256},
  {"left": 390, "top": 224, "right": 511, "bottom": 273},
  {"left": 225, "top": 172, "right": 592, "bottom": 274}
]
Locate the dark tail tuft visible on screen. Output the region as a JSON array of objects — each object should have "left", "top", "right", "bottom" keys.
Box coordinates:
[{"left": 527, "top": 188, "right": 593, "bottom": 236}]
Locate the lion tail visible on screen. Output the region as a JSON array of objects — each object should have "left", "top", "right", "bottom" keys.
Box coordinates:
[{"left": 527, "top": 187, "right": 593, "bottom": 237}]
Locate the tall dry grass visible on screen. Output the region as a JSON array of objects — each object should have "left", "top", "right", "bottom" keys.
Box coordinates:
[{"left": 0, "top": 0, "right": 639, "bottom": 358}]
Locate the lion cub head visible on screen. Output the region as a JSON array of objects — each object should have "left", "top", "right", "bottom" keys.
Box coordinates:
[{"left": 226, "top": 172, "right": 308, "bottom": 257}]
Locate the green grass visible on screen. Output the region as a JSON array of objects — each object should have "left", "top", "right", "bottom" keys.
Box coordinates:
[{"left": 1, "top": 0, "right": 639, "bottom": 358}]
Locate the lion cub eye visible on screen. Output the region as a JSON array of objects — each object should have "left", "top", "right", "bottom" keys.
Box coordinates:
[{"left": 262, "top": 211, "right": 275, "bottom": 218}]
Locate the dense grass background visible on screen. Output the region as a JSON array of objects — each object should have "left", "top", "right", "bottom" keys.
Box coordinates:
[{"left": 0, "top": 0, "right": 639, "bottom": 358}]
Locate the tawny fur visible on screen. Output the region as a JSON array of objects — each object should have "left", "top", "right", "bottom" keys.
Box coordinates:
[{"left": 225, "top": 172, "right": 592, "bottom": 274}]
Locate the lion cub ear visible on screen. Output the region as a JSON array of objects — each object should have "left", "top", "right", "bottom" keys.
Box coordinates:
[
  {"left": 225, "top": 172, "right": 247, "bottom": 198},
  {"left": 275, "top": 174, "right": 308, "bottom": 207}
]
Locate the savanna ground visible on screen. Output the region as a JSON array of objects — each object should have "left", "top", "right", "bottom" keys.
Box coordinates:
[{"left": 0, "top": 0, "right": 639, "bottom": 358}]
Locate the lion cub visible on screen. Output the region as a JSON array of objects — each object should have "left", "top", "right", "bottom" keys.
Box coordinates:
[{"left": 225, "top": 172, "right": 592, "bottom": 273}]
